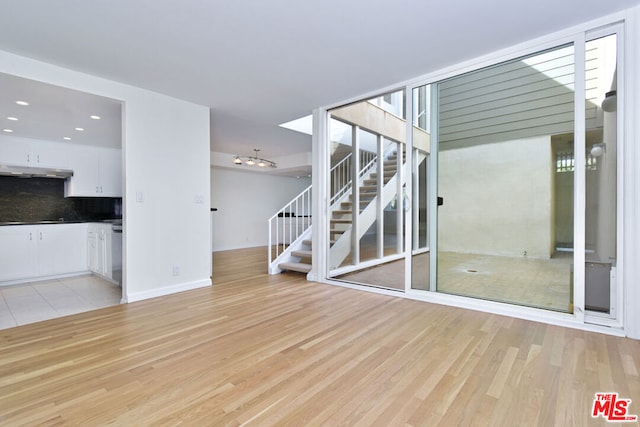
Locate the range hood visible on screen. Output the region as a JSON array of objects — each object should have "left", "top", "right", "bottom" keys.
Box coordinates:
[{"left": 0, "top": 164, "right": 74, "bottom": 179}]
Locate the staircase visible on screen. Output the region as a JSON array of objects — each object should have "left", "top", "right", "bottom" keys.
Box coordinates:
[
  {"left": 268, "top": 186, "right": 312, "bottom": 275},
  {"left": 329, "top": 151, "right": 400, "bottom": 247},
  {"left": 268, "top": 146, "right": 415, "bottom": 276},
  {"left": 268, "top": 96, "right": 430, "bottom": 277},
  {"left": 276, "top": 238, "right": 312, "bottom": 273}
]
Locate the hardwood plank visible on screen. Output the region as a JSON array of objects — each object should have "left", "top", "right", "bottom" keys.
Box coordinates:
[{"left": 0, "top": 246, "right": 639, "bottom": 425}]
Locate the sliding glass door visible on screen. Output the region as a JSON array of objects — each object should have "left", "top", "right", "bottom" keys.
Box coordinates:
[
  {"left": 322, "top": 25, "right": 622, "bottom": 323},
  {"left": 432, "top": 44, "right": 576, "bottom": 311}
]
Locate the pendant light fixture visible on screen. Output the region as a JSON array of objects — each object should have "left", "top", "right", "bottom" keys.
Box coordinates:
[{"left": 232, "top": 149, "right": 277, "bottom": 168}]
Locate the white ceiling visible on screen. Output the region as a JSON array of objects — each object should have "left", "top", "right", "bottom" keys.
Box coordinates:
[
  {"left": 0, "top": 72, "right": 122, "bottom": 148},
  {"left": 1, "top": 0, "right": 639, "bottom": 161}
]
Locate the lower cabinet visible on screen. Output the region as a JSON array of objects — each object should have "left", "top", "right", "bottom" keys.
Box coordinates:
[
  {"left": 87, "top": 223, "right": 113, "bottom": 280},
  {"left": 0, "top": 224, "right": 89, "bottom": 283},
  {"left": 38, "top": 225, "right": 88, "bottom": 276},
  {"left": 0, "top": 226, "right": 38, "bottom": 282}
]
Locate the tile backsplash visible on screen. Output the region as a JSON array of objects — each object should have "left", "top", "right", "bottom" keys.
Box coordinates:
[{"left": 0, "top": 176, "right": 121, "bottom": 222}]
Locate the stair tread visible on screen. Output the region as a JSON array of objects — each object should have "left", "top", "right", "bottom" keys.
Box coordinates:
[
  {"left": 278, "top": 262, "right": 312, "bottom": 273},
  {"left": 330, "top": 218, "right": 352, "bottom": 223},
  {"left": 292, "top": 249, "right": 312, "bottom": 258},
  {"left": 302, "top": 239, "right": 312, "bottom": 247}
]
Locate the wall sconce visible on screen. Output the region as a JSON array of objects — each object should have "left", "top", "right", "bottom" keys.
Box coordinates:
[
  {"left": 590, "top": 143, "right": 606, "bottom": 157},
  {"left": 232, "top": 149, "right": 277, "bottom": 168},
  {"left": 601, "top": 90, "right": 617, "bottom": 113}
]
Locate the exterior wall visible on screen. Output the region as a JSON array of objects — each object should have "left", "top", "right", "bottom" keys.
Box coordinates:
[
  {"left": 439, "top": 46, "right": 575, "bottom": 149},
  {"left": 438, "top": 136, "right": 553, "bottom": 258}
]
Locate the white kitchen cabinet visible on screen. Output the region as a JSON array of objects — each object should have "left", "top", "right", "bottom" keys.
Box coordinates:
[
  {"left": 87, "top": 228, "right": 98, "bottom": 272},
  {"left": 65, "top": 147, "right": 99, "bottom": 195},
  {"left": 65, "top": 146, "right": 122, "bottom": 197},
  {"left": 0, "top": 136, "right": 29, "bottom": 165},
  {"left": 97, "top": 148, "right": 122, "bottom": 197},
  {"left": 0, "top": 224, "right": 88, "bottom": 284},
  {"left": 0, "top": 136, "right": 69, "bottom": 168},
  {"left": 0, "top": 226, "right": 38, "bottom": 282},
  {"left": 87, "top": 223, "right": 112, "bottom": 279},
  {"left": 25, "top": 140, "right": 70, "bottom": 168},
  {"left": 37, "top": 225, "right": 88, "bottom": 276}
]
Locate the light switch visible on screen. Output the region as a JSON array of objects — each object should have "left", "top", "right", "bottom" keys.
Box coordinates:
[{"left": 136, "top": 191, "right": 144, "bottom": 203}]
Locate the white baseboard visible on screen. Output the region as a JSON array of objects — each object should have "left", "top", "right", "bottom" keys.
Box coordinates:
[
  {"left": 0, "top": 270, "right": 91, "bottom": 287},
  {"left": 212, "top": 243, "right": 265, "bottom": 252},
  {"left": 124, "top": 278, "right": 212, "bottom": 303}
]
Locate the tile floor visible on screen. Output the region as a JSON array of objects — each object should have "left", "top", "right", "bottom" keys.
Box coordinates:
[
  {"left": 335, "top": 251, "right": 573, "bottom": 312},
  {"left": 0, "top": 274, "right": 121, "bottom": 330}
]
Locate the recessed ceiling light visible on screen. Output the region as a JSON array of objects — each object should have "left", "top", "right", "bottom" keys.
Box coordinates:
[
  {"left": 75, "top": 127, "right": 85, "bottom": 131},
  {"left": 3, "top": 129, "right": 13, "bottom": 133},
  {"left": 90, "top": 115, "right": 101, "bottom": 120},
  {"left": 63, "top": 137, "right": 71, "bottom": 141},
  {"left": 15, "top": 100, "right": 29, "bottom": 106},
  {"left": 7, "top": 116, "right": 18, "bottom": 121}
]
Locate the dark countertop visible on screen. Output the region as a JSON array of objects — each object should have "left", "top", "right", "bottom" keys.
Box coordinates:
[{"left": 0, "top": 219, "right": 122, "bottom": 226}]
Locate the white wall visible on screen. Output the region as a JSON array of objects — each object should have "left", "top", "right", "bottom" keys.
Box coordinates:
[
  {"left": 210, "top": 168, "right": 310, "bottom": 251},
  {"left": 0, "top": 50, "right": 212, "bottom": 302},
  {"left": 438, "top": 136, "right": 553, "bottom": 258}
]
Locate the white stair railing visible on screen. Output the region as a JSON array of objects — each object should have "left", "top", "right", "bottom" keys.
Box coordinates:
[
  {"left": 267, "top": 148, "right": 380, "bottom": 273},
  {"left": 268, "top": 186, "right": 312, "bottom": 266},
  {"left": 330, "top": 154, "right": 351, "bottom": 203},
  {"left": 330, "top": 150, "right": 377, "bottom": 206}
]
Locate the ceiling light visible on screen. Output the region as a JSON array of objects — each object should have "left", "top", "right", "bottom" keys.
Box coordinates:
[
  {"left": 63, "top": 137, "right": 71, "bottom": 141},
  {"left": 15, "top": 100, "right": 29, "bottom": 106},
  {"left": 75, "top": 127, "right": 85, "bottom": 131},
  {"left": 90, "top": 115, "right": 101, "bottom": 120},
  {"left": 232, "top": 149, "right": 277, "bottom": 169},
  {"left": 7, "top": 116, "right": 18, "bottom": 121},
  {"left": 3, "top": 129, "right": 13, "bottom": 133}
]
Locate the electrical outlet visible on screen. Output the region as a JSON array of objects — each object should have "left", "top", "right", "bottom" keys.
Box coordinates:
[
  {"left": 194, "top": 194, "right": 204, "bottom": 204},
  {"left": 172, "top": 266, "right": 180, "bottom": 276},
  {"left": 136, "top": 191, "right": 145, "bottom": 203}
]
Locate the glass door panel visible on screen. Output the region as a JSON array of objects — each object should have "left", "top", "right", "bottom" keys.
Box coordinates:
[
  {"left": 584, "top": 33, "right": 618, "bottom": 315},
  {"left": 411, "top": 84, "right": 431, "bottom": 291},
  {"left": 435, "top": 45, "right": 575, "bottom": 312},
  {"left": 327, "top": 90, "right": 407, "bottom": 291}
]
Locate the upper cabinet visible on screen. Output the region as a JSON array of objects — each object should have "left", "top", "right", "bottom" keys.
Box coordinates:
[
  {"left": 0, "top": 135, "right": 122, "bottom": 198},
  {"left": 0, "top": 136, "right": 69, "bottom": 168},
  {"left": 64, "top": 145, "right": 122, "bottom": 197}
]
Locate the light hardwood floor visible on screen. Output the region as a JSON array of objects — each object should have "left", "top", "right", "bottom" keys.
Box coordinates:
[{"left": 1, "top": 247, "right": 639, "bottom": 426}]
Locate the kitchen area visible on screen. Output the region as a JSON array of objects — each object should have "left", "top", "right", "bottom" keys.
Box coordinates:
[{"left": 0, "top": 72, "right": 124, "bottom": 329}]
